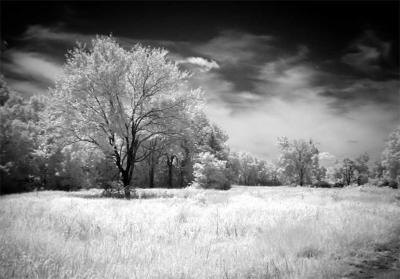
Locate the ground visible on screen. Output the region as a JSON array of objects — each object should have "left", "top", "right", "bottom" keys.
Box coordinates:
[{"left": 0, "top": 185, "right": 399, "bottom": 279}]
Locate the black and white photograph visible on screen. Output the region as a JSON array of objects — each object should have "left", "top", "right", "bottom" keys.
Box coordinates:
[{"left": 0, "top": 1, "right": 399, "bottom": 278}]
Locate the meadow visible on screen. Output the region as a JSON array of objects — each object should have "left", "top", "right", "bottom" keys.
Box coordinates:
[{"left": 1, "top": 186, "right": 399, "bottom": 279}]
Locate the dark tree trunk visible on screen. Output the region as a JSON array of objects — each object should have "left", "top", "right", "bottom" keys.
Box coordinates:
[
  {"left": 166, "top": 155, "right": 175, "bottom": 188},
  {"left": 149, "top": 166, "right": 154, "bottom": 188},
  {"left": 122, "top": 171, "right": 131, "bottom": 199},
  {"left": 299, "top": 168, "right": 304, "bottom": 186},
  {"left": 179, "top": 170, "right": 184, "bottom": 188},
  {"left": 168, "top": 164, "right": 173, "bottom": 188}
]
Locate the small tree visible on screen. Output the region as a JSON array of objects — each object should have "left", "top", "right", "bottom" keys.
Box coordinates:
[
  {"left": 341, "top": 158, "right": 355, "bottom": 186},
  {"left": 381, "top": 126, "right": 400, "bottom": 185},
  {"left": 192, "top": 152, "right": 231, "bottom": 190},
  {"left": 277, "top": 137, "right": 319, "bottom": 186},
  {"left": 353, "top": 153, "right": 369, "bottom": 185},
  {"left": 311, "top": 154, "right": 327, "bottom": 184}
]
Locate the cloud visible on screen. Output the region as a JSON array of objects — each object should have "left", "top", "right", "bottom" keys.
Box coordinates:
[
  {"left": 320, "top": 78, "right": 400, "bottom": 113},
  {"left": 318, "top": 152, "right": 337, "bottom": 168},
  {"left": 179, "top": 57, "right": 220, "bottom": 72},
  {"left": 3, "top": 51, "right": 63, "bottom": 83},
  {"left": 319, "top": 152, "right": 336, "bottom": 161},
  {"left": 194, "top": 30, "right": 275, "bottom": 65},
  {"left": 191, "top": 30, "right": 399, "bottom": 161},
  {"left": 23, "top": 24, "right": 90, "bottom": 45},
  {"left": 341, "top": 30, "right": 391, "bottom": 74}
]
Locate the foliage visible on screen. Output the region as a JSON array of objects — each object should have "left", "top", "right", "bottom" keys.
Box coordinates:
[
  {"left": 381, "top": 125, "right": 400, "bottom": 184},
  {"left": 277, "top": 137, "right": 320, "bottom": 186},
  {"left": 192, "top": 152, "right": 231, "bottom": 190},
  {"left": 328, "top": 154, "right": 370, "bottom": 186},
  {"left": 0, "top": 81, "right": 44, "bottom": 193},
  {"left": 229, "top": 152, "right": 280, "bottom": 186},
  {"left": 41, "top": 36, "right": 203, "bottom": 198}
]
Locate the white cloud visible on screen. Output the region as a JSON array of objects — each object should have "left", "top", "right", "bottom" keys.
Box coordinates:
[
  {"left": 4, "top": 51, "right": 63, "bottom": 83},
  {"left": 319, "top": 152, "right": 336, "bottom": 161},
  {"left": 318, "top": 152, "right": 337, "bottom": 168},
  {"left": 180, "top": 57, "right": 220, "bottom": 72}
]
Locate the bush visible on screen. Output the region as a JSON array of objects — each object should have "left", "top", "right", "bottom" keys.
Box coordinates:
[
  {"left": 332, "top": 182, "right": 344, "bottom": 188},
  {"left": 313, "top": 181, "right": 332, "bottom": 188},
  {"left": 101, "top": 181, "right": 125, "bottom": 198},
  {"left": 377, "top": 179, "right": 398, "bottom": 188},
  {"left": 192, "top": 152, "right": 231, "bottom": 190},
  {"left": 388, "top": 180, "right": 398, "bottom": 189}
]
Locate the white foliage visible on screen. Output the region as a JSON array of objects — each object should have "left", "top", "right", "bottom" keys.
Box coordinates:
[{"left": 192, "top": 152, "right": 230, "bottom": 190}]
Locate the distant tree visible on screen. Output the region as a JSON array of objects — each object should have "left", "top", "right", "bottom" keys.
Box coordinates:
[
  {"left": 353, "top": 153, "right": 369, "bottom": 185},
  {"left": 381, "top": 125, "right": 400, "bottom": 185},
  {"left": 341, "top": 158, "right": 355, "bottom": 186},
  {"left": 236, "top": 152, "right": 258, "bottom": 185},
  {"left": 311, "top": 154, "right": 327, "bottom": 183},
  {"left": 372, "top": 160, "right": 384, "bottom": 179},
  {"left": 277, "top": 137, "right": 319, "bottom": 186},
  {"left": 41, "top": 36, "right": 202, "bottom": 198}
]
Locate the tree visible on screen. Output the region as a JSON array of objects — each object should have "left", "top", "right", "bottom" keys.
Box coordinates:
[
  {"left": 372, "top": 160, "right": 384, "bottom": 179},
  {"left": 277, "top": 137, "right": 319, "bottom": 186},
  {"left": 0, "top": 78, "right": 46, "bottom": 193},
  {"left": 0, "top": 74, "right": 10, "bottom": 106},
  {"left": 340, "top": 158, "right": 355, "bottom": 186},
  {"left": 311, "top": 154, "right": 327, "bottom": 183},
  {"left": 42, "top": 36, "right": 202, "bottom": 198},
  {"left": 381, "top": 125, "right": 400, "bottom": 185},
  {"left": 192, "top": 152, "right": 231, "bottom": 190},
  {"left": 353, "top": 153, "right": 369, "bottom": 185}
]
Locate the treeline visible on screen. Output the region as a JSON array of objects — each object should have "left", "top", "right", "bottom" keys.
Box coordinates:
[
  {"left": 1, "top": 36, "right": 399, "bottom": 196},
  {"left": 2, "top": 71, "right": 398, "bottom": 195}
]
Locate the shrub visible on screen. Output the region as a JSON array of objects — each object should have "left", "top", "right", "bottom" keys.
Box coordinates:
[
  {"left": 192, "top": 152, "right": 231, "bottom": 190},
  {"left": 376, "top": 179, "right": 398, "bottom": 188},
  {"left": 333, "top": 182, "right": 344, "bottom": 188},
  {"left": 388, "top": 180, "right": 398, "bottom": 189},
  {"left": 313, "top": 181, "right": 332, "bottom": 188}
]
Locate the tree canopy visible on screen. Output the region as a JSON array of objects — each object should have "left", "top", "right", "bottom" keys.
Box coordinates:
[{"left": 41, "top": 36, "right": 203, "bottom": 198}]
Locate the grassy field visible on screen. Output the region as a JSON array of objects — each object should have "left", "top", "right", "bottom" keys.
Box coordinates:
[{"left": 1, "top": 186, "right": 399, "bottom": 279}]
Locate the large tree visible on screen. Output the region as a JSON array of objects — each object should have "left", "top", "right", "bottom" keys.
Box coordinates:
[{"left": 42, "top": 36, "right": 202, "bottom": 198}]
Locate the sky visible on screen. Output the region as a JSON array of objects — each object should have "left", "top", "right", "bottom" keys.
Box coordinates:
[{"left": 1, "top": 1, "right": 399, "bottom": 164}]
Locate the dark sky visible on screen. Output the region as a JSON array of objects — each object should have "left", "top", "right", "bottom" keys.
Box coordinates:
[
  {"left": 2, "top": 2, "right": 399, "bottom": 53},
  {"left": 1, "top": 1, "right": 399, "bottom": 163}
]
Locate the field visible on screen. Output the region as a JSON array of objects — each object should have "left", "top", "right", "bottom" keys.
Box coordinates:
[{"left": 1, "top": 186, "right": 400, "bottom": 279}]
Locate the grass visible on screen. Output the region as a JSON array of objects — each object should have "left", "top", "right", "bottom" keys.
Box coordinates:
[{"left": 0, "top": 185, "right": 399, "bottom": 279}]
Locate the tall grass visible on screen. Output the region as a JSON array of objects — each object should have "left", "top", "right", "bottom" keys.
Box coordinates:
[{"left": 1, "top": 186, "right": 399, "bottom": 278}]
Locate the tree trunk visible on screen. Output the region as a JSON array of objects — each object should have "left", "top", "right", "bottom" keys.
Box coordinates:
[
  {"left": 299, "top": 169, "right": 304, "bottom": 186},
  {"left": 166, "top": 155, "right": 175, "bottom": 188},
  {"left": 122, "top": 172, "right": 131, "bottom": 199},
  {"left": 149, "top": 166, "right": 154, "bottom": 188},
  {"left": 168, "top": 164, "right": 173, "bottom": 188}
]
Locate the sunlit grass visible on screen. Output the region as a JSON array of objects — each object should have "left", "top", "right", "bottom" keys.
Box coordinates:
[{"left": 1, "top": 186, "right": 399, "bottom": 278}]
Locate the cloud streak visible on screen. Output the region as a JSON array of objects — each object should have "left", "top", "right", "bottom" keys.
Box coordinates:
[{"left": 178, "top": 57, "right": 220, "bottom": 72}]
